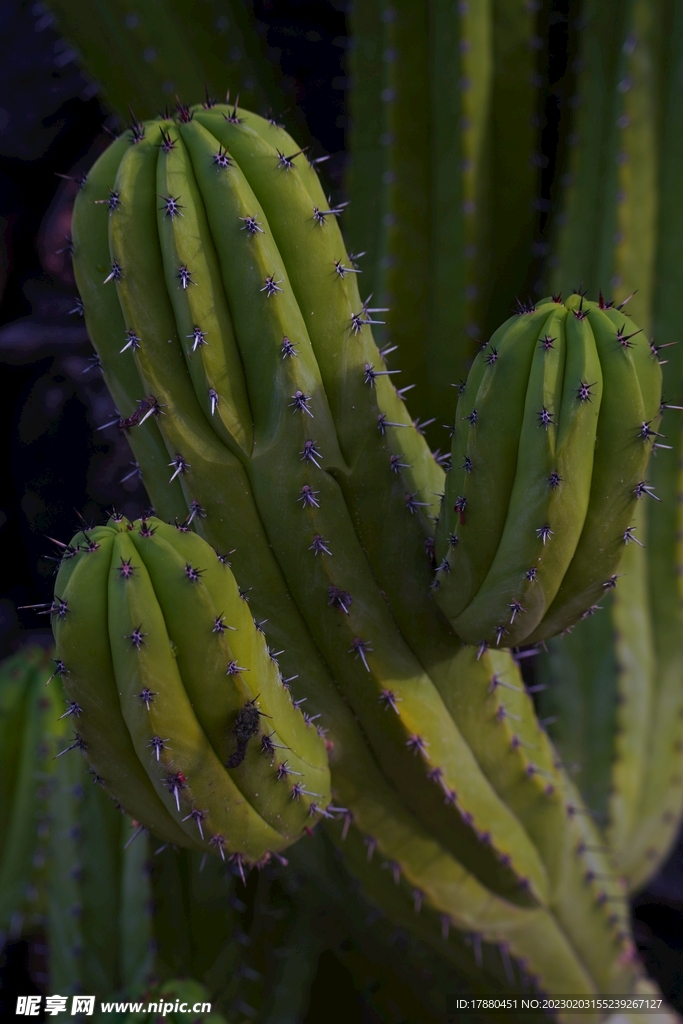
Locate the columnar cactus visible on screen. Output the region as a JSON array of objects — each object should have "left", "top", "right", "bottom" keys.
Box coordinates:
[
  {"left": 346, "top": 0, "right": 542, "bottom": 440},
  {"left": 52, "top": 517, "right": 332, "bottom": 867},
  {"left": 535, "top": 0, "right": 683, "bottom": 894},
  {"left": 62, "top": 100, "right": 663, "bottom": 1000},
  {"left": 0, "top": 646, "right": 59, "bottom": 941}
]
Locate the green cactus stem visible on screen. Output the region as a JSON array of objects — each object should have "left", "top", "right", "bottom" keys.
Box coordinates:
[
  {"left": 435, "top": 295, "right": 661, "bottom": 648},
  {"left": 68, "top": 105, "right": 650, "bottom": 998},
  {"left": 84, "top": 110, "right": 547, "bottom": 904},
  {"left": 52, "top": 518, "right": 331, "bottom": 865},
  {"left": 45, "top": 0, "right": 284, "bottom": 128},
  {"left": 0, "top": 646, "right": 60, "bottom": 941}
]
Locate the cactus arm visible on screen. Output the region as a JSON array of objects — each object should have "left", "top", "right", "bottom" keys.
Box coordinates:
[
  {"left": 71, "top": 133, "right": 188, "bottom": 524},
  {"left": 109, "top": 529, "right": 290, "bottom": 858},
  {"left": 119, "top": 819, "right": 154, "bottom": 994},
  {"left": 126, "top": 521, "right": 330, "bottom": 837},
  {"left": 195, "top": 109, "right": 445, "bottom": 518},
  {"left": 453, "top": 309, "right": 603, "bottom": 646},
  {"left": 107, "top": 126, "right": 323, "bottom": 665},
  {"left": 78, "top": 770, "right": 124, "bottom": 995},
  {"left": 550, "top": 0, "right": 626, "bottom": 297},
  {"left": 428, "top": 0, "right": 491, "bottom": 412},
  {"left": 480, "top": 0, "right": 539, "bottom": 338},
  {"left": 380, "top": 0, "right": 431, "bottom": 423},
  {"left": 527, "top": 301, "right": 661, "bottom": 641},
  {"left": 0, "top": 652, "right": 61, "bottom": 935},
  {"left": 155, "top": 123, "right": 253, "bottom": 458},
  {"left": 53, "top": 531, "right": 193, "bottom": 847},
  {"left": 602, "top": 0, "right": 660, "bottom": 323},
  {"left": 535, "top": 611, "right": 619, "bottom": 823},
  {"left": 445, "top": 646, "right": 636, "bottom": 995},
  {"left": 626, "top": 0, "right": 683, "bottom": 888},
  {"left": 437, "top": 305, "right": 560, "bottom": 621},
  {"left": 345, "top": 0, "right": 389, "bottom": 306},
  {"left": 179, "top": 118, "right": 550, "bottom": 906},
  {"left": 0, "top": 650, "right": 35, "bottom": 842},
  {"left": 45, "top": 0, "right": 274, "bottom": 122},
  {"left": 47, "top": 750, "right": 85, "bottom": 993},
  {"left": 551, "top": 0, "right": 659, "bottom": 323},
  {"left": 608, "top": 501, "right": 656, "bottom": 866},
  {"left": 144, "top": 520, "right": 329, "bottom": 775}
]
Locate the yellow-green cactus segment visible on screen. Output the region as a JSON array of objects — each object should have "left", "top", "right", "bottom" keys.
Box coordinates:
[
  {"left": 82, "top": 118, "right": 344, "bottom": 823},
  {"left": 527, "top": 298, "right": 662, "bottom": 641},
  {"left": 71, "top": 130, "right": 188, "bottom": 524},
  {"left": 108, "top": 528, "right": 290, "bottom": 860},
  {"left": 155, "top": 120, "right": 253, "bottom": 459},
  {"left": 452, "top": 306, "right": 603, "bottom": 647},
  {"left": 143, "top": 520, "right": 327, "bottom": 773},
  {"left": 177, "top": 113, "right": 549, "bottom": 906},
  {"left": 192, "top": 105, "right": 445, "bottom": 525},
  {"left": 125, "top": 518, "right": 331, "bottom": 835},
  {"left": 443, "top": 645, "right": 637, "bottom": 995},
  {"left": 53, "top": 527, "right": 191, "bottom": 847},
  {"left": 329, "top": 823, "right": 597, "bottom": 1006},
  {"left": 103, "top": 121, "right": 317, "bottom": 673},
  {"left": 0, "top": 647, "right": 61, "bottom": 935},
  {"left": 436, "top": 303, "right": 561, "bottom": 624},
  {"left": 188, "top": 108, "right": 470, "bottom": 713}
]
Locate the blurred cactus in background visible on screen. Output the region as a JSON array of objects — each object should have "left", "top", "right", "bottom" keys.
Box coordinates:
[{"left": 1, "top": 0, "right": 683, "bottom": 1019}]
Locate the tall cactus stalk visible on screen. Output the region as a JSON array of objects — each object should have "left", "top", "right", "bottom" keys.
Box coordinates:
[
  {"left": 345, "top": 0, "right": 539, "bottom": 443},
  {"left": 539, "top": 0, "right": 683, "bottom": 893},
  {"left": 45, "top": 0, "right": 284, "bottom": 126}
]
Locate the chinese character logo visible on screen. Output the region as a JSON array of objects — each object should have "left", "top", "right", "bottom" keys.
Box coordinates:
[
  {"left": 16, "top": 996, "right": 42, "bottom": 1016},
  {"left": 71, "top": 996, "right": 95, "bottom": 1016}
]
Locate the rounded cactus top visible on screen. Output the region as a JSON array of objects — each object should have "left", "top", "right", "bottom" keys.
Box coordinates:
[{"left": 435, "top": 293, "right": 662, "bottom": 648}]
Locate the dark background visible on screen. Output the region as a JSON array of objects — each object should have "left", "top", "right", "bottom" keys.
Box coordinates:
[{"left": 0, "top": 0, "right": 681, "bottom": 1013}]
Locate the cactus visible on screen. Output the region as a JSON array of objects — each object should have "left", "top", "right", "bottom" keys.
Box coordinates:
[
  {"left": 51, "top": 516, "right": 332, "bottom": 867},
  {"left": 0, "top": 646, "right": 60, "bottom": 943},
  {"left": 535, "top": 0, "right": 683, "bottom": 893},
  {"left": 44, "top": 0, "right": 284, "bottom": 128},
  {"left": 345, "top": 0, "right": 541, "bottom": 442},
  {"left": 58, "top": 101, "right": 665, "bottom": 1004},
  {"left": 435, "top": 295, "right": 661, "bottom": 648},
  {"left": 9, "top": 0, "right": 682, "bottom": 998},
  {"left": 47, "top": 738, "right": 155, "bottom": 998},
  {"left": 0, "top": 647, "right": 157, "bottom": 1000}
]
